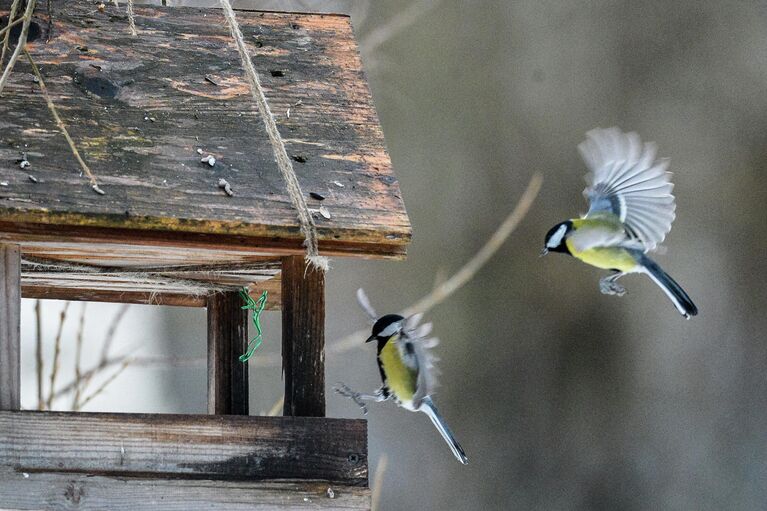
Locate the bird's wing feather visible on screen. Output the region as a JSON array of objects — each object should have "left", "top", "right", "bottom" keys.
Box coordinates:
[
  {"left": 356, "top": 288, "right": 378, "bottom": 322},
  {"left": 401, "top": 314, "right": 440, "bottom": 407},
  {"left": 579, "top": 127, "right": 676, "bottom": 251},
  {"left": 567, "top": 219, "right": 629, "bottom": 252}
]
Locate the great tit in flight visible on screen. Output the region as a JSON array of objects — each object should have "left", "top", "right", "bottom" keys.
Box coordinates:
[
  {"left": 542, "top": 127, "right": 698, "bottom": 319},
  {"left": 334, "top": 289, "right": 468, "bottom": 464}
]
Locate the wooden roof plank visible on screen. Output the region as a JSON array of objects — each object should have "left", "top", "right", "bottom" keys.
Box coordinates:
[{"left": 0, "top": 1, "right": 410, "bottom": 260}]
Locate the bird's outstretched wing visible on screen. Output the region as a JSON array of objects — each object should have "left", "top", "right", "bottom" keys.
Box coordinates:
[
  {"left": 402, "top": 314, "right": 440, "bottom": 408},
  {"left": 356, "top": 288, "right": 378, "bottom": 322},
  {"left": 579, "top": 127, "right": 676, "bottom": 252}
]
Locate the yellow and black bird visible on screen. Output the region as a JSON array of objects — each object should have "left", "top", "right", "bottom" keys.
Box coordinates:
[
  {"left": 334, "top": 289, "right": 468, "bottom": 464},
  {"left": 542, "top": 127, "right": 698, "bottom": 319}
]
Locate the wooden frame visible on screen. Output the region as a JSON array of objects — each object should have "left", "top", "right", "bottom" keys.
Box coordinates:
[{"left": 0, "top": 251, "right": 365, "bottom": 510}]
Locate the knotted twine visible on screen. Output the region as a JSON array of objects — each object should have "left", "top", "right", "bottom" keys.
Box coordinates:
[{"left": 219, "top": 0, "right": 329, "bottom": 272}]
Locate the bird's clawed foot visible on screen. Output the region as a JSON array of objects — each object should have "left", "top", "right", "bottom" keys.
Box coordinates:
[
  {"left": 333, "top": 382, "right": 369, "bottom": 415},
  {"left": 599, "top": 273, "right": 626, "bottom": 296}
]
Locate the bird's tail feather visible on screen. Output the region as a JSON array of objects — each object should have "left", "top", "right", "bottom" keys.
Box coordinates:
[
  {"left": 639, "top": 254, "right": 698, "bottom": 319},
  {"left": 420, "top": 397, "right": 468, "bottom": 464}
]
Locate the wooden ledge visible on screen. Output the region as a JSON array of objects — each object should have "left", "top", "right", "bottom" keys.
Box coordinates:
[
  {"left": 0, "top": 470, "right": 371, "bottom": 510},
  {"left": 0, "top": 411, "right": 368, "bottom": 485}
]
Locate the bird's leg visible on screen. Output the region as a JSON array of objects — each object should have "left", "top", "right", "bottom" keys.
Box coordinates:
[
  {"left": 333, "top": 382, "right": 389, "bottom": 415},
  {"left": 599, "top": 272, "right": 626, "bottom": 296}
]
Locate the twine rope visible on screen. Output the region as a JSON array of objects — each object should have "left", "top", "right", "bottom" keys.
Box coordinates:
[
  {"left": 21, "top": 259, "right": 235, "bottom": 300},
  {"left": 126, "top": 0, "right": 137, "bottom": 36},
  {"left": 219, "top": 0, "right": 329, "bottom": 272}
]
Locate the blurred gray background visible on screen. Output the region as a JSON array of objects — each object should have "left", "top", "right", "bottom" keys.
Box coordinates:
[{"left": 18, "top": 1, "right": 767, "bottom": 510}]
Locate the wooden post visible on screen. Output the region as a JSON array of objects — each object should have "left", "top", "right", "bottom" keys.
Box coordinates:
[
  {"left": 0, "top": 245, "right": 21, "bottom": 411},
  {"left": 207, "top": 291, "right": 249, "bottom": 415},
  {"left": 281, "top": 256, "right": 325, "bottom": 417}
]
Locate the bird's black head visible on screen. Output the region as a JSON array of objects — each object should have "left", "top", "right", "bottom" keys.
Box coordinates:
[
  {"left": 542, "top": 220, "right": 573, "bottom": 255},
  {"left": 366, "top": 314, "right": 404, "bottom": 345}
]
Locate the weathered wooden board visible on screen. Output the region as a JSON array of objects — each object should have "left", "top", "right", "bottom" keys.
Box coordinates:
[
  {"left": 0, "top": 411, "right": 368, "bottom": 484},
  {"left": 0, "top": 245, "right": 20, "bottom": 411},
  {"left": 20, "top": 260, "right": 282, "bottom": 307},
  {"left": 0, "top": 468, "right": 371, "bottom": 510},
  {"left": 207, "top": 291, "right": 249, "bottom": 414},
  {"left": 282, "top": 255, "right": 325, "bottom": 417},
  {"left": 0, "top": 0, "right": 411, "bottom": 265}
]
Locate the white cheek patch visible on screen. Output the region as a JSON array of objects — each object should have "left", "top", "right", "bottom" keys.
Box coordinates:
[
  {"left": 547, "top": 224, "right": 568, "bottom": 248},
  {"left": 380, "top": 322, "right": 401, "bottom": 337}
]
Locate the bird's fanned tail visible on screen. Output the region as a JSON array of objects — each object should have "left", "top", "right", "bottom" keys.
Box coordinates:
[
  {"left": 420, "top": 397, "right": 468, "bottom": 464},
  {"left": 639, "top": 254, "right": 698, "bottom": 319}
]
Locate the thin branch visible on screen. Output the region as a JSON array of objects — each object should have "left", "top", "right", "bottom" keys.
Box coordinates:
[
  {"left": 35, "top": 299, "right": 43, "bottom": 410},
  {"left": 99, "top": 304, "right": 129, "bottom": 364},
  {"left": 403, "top": 172, "right": 543, "bottom": 317},
  {"left": 45, "top": 301, "right": 70, "bottom": 409},
  {"left": 24, "top": 49, "right": 105, "bottom": 194},
  {"left": 50, "top": 355, "right": 207, "bottom": 400},
  {"left": 0, "top": 16, "right": 24, "bottom": 41},
  {"left": 329, "top": 172, "right": 543, "bottom": 354},
  {"left": 78, "top": 359, "right": 131, "bottom": 410},
  {"left": 71, "top": 303, "right": 87, "bottom": 411},
  {"left": 78, "top": 304, "right": 130, "bottom": 395},
  {"left": 0, "top": 0, "right": 36, "bottom": 96},
  {"left": 370, "top": 454, "right": 389, "bottom": 511},
  {"left": 267, "top": 397, "right": 284, "bottom": 417},
  {"left": 361, "top": 0, "right": 440, "bottom": 54},
  {"left": 0, "top": 0, "right": 22, "bottom": 68}
]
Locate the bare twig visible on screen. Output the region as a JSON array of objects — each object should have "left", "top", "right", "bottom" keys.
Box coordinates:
[
  {"left": 77, "top": 304, "right": 130, "bottom": 397},
  {"left": 370, "top": 454, "right": 389, "bottom": 511},
  {"left": 50, "top": 355, "right": 207, "bottom": 400},
  {"left": 79, "top": 359, "right": 131, "bottom": 410},
  {"left": 25, "top": 49, "right": 105, "bottom": 194},
  {"left": 267, "top": 397, "right": 284, "bottom": 416},
  {"left": 35, "top": 300, "right": 43, "bottom": 410},
  {"left": 0, "top": 17, "right": 24, "bottom": 41},
  {"left": 361, "top": 0, "right": 440, "bottom": 54},
  {"left": 97, "top": 304, "right": 129, "bottom": 372},
  {"left": 329, "top": 172, "right": 543, "bottom": 354},
  {"left": 0, "top": 0, "right": 22, "bottom": 68},
  {"left": 71, "top": 303, "right": 87, "bottom": 411},
  {"left": 45, "top": 301, "right": 70, "bottom": 409},
  {"left": 0, "top": 0, "right": 37, "bottom": 96}
]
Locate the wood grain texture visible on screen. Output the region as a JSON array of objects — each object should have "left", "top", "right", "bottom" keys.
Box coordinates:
[
  {"left": 0, "top": 411, "right": 368, "bottom": 484},
  {"left": 0, "top": 468, "right": 371, "bottom": 510},
  {"left": 20, "top": 261, "right": 282, "bottom": 307},
  {"left": 0, "top": 245, "right": 20, "bottom": 411},
  {"left": 282, "top": 256, "right": 325, "bottom": 417},
  {"left": 207, "top": 291, "right": 249, "bottom": 415},
  {"left": 0, "top": 0, "right": 411, "bottom": 262}
]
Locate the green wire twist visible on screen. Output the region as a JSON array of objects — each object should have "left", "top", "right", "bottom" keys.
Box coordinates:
[{"left": 239, "top": 288, "right": 268, "bottom": 362}]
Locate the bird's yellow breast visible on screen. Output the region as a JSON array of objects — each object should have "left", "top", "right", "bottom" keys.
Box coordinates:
[
  {"left": 566, "top": 242, "right": 639, "bottom": 272},
  {"left": 379, "top": 339, "right": 417, "bottom": 404}
]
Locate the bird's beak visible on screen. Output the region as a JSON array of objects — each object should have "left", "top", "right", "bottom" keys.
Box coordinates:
[
  {"left": 540, "top": 248, "right": 549, "bottom": 257},
  {"left": 365, "top": 334, "right": 376, "bottom": 343}
]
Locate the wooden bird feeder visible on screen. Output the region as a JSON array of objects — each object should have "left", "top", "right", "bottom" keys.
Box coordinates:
[{"left": 0, "top": 1, "right": 410, "bottom": 508}]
